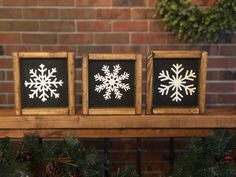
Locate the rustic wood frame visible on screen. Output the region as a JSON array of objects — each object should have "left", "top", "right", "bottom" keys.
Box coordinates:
[
  {"left": 13, "top": 52, "right": 75, "bottom": 115},
  {"left": 146, "top": 51, "right": 207, "bottom": 114},
  {"left": 82, "top": 54, "right": 142, "bottom": 115}
]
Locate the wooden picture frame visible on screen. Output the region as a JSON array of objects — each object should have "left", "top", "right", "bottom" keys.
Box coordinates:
[
  {"left": 146, "top": 51, "right": 207, "bottom": 114},
  {"left": 83, "top": 54, "right": 142, "bottom": 115},
  {"left": 13, "top": 52, "right": 75, "bottom": 115}
]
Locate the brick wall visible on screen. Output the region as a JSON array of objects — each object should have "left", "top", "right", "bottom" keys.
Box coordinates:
[{"left": 0, "top": 0, "right": 235, "bottom": 176}]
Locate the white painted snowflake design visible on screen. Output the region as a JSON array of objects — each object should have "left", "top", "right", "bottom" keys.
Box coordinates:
[
  {"left": 94, "top": 64, "right": 130, "bottom": 100},
  {"left": 24, "top": 64, "right": 63, "bottom": 102},
  {"left": 158, "top": 63, "right": 196, "bottom": 102}
]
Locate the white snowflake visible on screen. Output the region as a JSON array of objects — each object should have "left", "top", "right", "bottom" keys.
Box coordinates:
[
  {"left": 24, "top": 64, "right": 64, "bottom": 102},
  {"left": 94, "top": 64, "right": 130, "bottom": 100},
  {"left": 158, "top": 63, "right": 196, "bottom": 102}
]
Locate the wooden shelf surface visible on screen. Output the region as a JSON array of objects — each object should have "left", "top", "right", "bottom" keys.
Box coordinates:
[{"left": 0, "top": 108, "right": 235, "bottom": 138}]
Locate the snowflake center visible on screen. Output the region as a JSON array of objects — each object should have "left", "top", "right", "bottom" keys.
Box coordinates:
[{"left": 172, "top": 79, "right": 182, "bottom": 87}]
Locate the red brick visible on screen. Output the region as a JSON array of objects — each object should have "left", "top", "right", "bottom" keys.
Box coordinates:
[
  {"left": 0, "top": 71, "right": 5, "bottom": 80},
  {"left": 4, "top": 45, "right": 40, "bottom": 56},
  {"left": 148, "top": 45, "right": 185, "bottom": 51},
  {"left": 41, "top": 45, "right": 76, "bottom": 53},
  {"left": 2, "top": 0, "right": 38, "bottom": 6},
  {"left": 113, "top": 45, "right": 147, "bottom": 55},
  {"left": 95, "top": 33, "right": 129, "bottom": 44},
  {"left": 207, "top": 83, "right": 236, "bottom": 92},
  {"left": 0, "top": 83, "right": 13, "bottom": 92},
  {"left": 0, "top": 8, "right": 22, "bottom": 18},
  {"left": 112, "top": 0, "right": 147, "bottom": 6},
  {"left": 6, "top": 71, "right": 13, "bottom": 80},
  {"left": 191, "top": 0, "right": 216, "bottom": 6},
  {"left": 220, "top": 46, "right": 236, "bottom": 56},
  {"left": 77, "top": 21, "right": 111, "bottom": 32},
  {"left": 131, "top": 33, "right": 166, "bottom": 44},
  {"left": 149, "top": 20, "right": 165, "bottom": 32},
  {"left": 185, "top": 45, "right": 219, "bottom": 56},
  {"left": 148, "top": 0, "right": 156, "bottom": 7},
  {"left": 7, "top": 94, "right": 14, "bottom": 105},
  {"left": 23, "top": 8, "right": 59, "bottom": 19},
  {"left": 40, "top": 21, "right": 75, "bottom": 32},
  {"left": 76, "top": 0, "right": 111, "bottom": 6},
  {"left": 58, "top": 34, "right": 93, "bottom": 44},
  {"left": 207, "top": 58, "right": 236, "bottom": 68},
  {"left": 60, "top": 8, "right": 96, "bottom": 19},
  {"left": 0, "top": 94, "right": 7, "bottom": 104},
  {"left": 22, "top": 33, "right": 57, "bottom": 44},
  {"left": 0, "top": 58, "right": 12, "bottom": 68},
  {"left": 0, "top": 21, "right": 39, "bottom": 31},
  {"left": 113, "top": 21, "right": 148, "bottom": 32},
  {"left": 0, "top": 33, "right": 21, "bottom": 44},
  {"left": 77, "top": 46, "right": 112, "bottom": 55},
  {"left": 38, "top": 0, "right": 75, "bottom": 6},
  {"left": 96, "top": 9, "right": 131, "bottom": 19},
  {"left": 132, "top": 8, "right": 155, "bottom": 19},
  {"left": 207, "top": 70, "right": 236, "bottom": 80},
  {"left": 206, "top": 94, "right": 236, "bottom": 104}
]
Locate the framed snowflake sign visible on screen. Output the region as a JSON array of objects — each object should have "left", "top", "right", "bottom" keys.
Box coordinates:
[
  {"left": 146, "top": 51, "right": 207, "bottom": 114},
  {"left": 13, "top": 52, "right": 75, "bottom": 115},
  {"left": 82, "top": 54, "right": 142, "bottom": 115}
]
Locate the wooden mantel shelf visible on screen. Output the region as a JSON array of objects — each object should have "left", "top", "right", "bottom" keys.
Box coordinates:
[{"left": 0, "top": 108, "right": 235, "bottom": 138}]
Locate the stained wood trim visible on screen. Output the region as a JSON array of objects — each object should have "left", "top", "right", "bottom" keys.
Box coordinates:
[
  {"left": 82, "top": 55, "right": 89, "bottom": 115},
  {"left": 146, "top": 51, "right": 207, "bottom": 114},
  {"left": 18, "top": 52, "right": 68, "bottom": 58},
  {"left": 83, "top": 53, "right": 142, "bottom": 115},
  {"left": 0, "top": 129, "right": 212, "bottom": 138},
  {"left": 68, "top": 52, "right": 75, "bottom": 115},
  {"left": 88, "top": 108, "right": 136, "bottom": 115},
  {"left": 22, "top": 108, "right": 68, "bottom": 115},
  {"left": 199, "top": 51, "right": 208, "bottom": 114},
  {"left": 153, "top": 108, "right": 199, "bottom": 114},
  {"left": 146, "top": 52, "right": 153, "bottom": 114},
  {"left": 153, "top": 51, "right": 201, "bottom": 58},
  {"left": 13, "top": 52, "right": 75, "bottom": 116},
  {"left": 13, "top": 52, "right": 21, "bottom": 115},
  {"left": 0, "top": 109, "right": 235, "bottom": 130},
  {"left": 89, "top": 54, "right": 136, "bottom": 60},
  {"left": 135, "top": 54, "right": 142, "bottom": 115}
]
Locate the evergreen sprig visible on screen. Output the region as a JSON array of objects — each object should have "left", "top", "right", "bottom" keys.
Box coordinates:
[
  {"left": 170, "top": 129, "right": 236, "bottom": 177},
  {"left": 156, "top": 0, "right": 236, "bottom": 43}
]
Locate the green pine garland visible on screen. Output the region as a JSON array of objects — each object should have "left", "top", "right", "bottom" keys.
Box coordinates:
[
  {"left": 156, "top": 0, "right": 236, "bottom": 42},
  {"left": 0, "top": 135, "right": 139, "bottom": 177},
  {"left": 170, "top": 129, "right": 236, "bottom": 177}
]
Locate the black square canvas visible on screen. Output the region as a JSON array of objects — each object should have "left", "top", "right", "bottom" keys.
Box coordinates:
[
  {"left": 89, "top": 60, "right": 135, "bottom": 108},
  {"left": 153, "top": 58, "right": 200, "bottom": 107},
  {"left": 20, "top": 58, "right": 68, "bottom": 108}
]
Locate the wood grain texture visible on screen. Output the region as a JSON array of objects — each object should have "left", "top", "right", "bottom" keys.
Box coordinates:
[
  {"left": 68, "top": 52, "right": 75, "bottom": 115},
  {"left": 0, "top": 129, "right": 213, "bottom": 138},
  {"left": 88, "top": 108, "right": 136, "bottom": 115},
  {"left": 153, "top": 108, "right": 199, "bottom": 114},
  {"left": 146, "top": 52, "right": 153, "bottom": 114},
  {"left": 199, "top": 51, "right": 208, "bottom": 114},
  {"left": 135, "top": 54, "right": 142, "bottom": 115},
  {"left": 13, "top": 52, "right": 22, "bottom": 115},
  {"left": 0, "top": 109, "right": 235, "bottom": 130},
  {"left": 18, "top": 52, "right": 68, "bottom": 58},
  {"left": 22, "top": 108, "right": 68, "bottom": 115},
  {"left": 82, "top": 55, "right": 89, "bottom": 115},
  {"left": 153, "top": 51, "right": 201, "bottom": 58},
  {"left": 89, "top": 54, "right": 136, "bottom": 60}
]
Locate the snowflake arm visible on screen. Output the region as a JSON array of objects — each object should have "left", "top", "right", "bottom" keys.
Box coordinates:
[
  {"left": 24, "top": 64, "right": 64, "bottom": 102},
  {"left": 94, "top": 64, "right": 131, "bottom": 100},
  {"left": 157, "top": 63, "right": 197, "bottom": 102}
]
